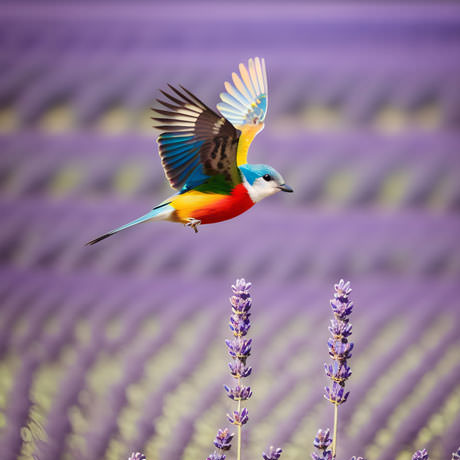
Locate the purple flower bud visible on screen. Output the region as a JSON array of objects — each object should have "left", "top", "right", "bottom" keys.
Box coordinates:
[
  {"left": 229, "top": 315, "right": 251, "bottom": 336},
  {"left": 232, "top": 278, "right": 252, "bottom": 295},
  {"left": 213, "top": 428, "right": 234, "bottom": 451},
  {"left": 262, "top": 446, "right": 283, "bottom": 460},
  {"left": 452, "top": 448, "right": 460, "bottom": 460},
  {"left": 226, "top": 338, "right": 252, "bottom": 361},
  {"left": 230, "top": 296, "right": 252, "bottom": 313},
  {"left": 334, "top": 279, "right": 351, "bottom": 297},
  {"left": 227, "top": 408, "right": 249, "bottom": 426},
  {"left": 228, "top": 361, "right": 252, "bottom": 378},
  {"left": 349, "top": 457, "right": 366, "bottom": 460},
  {"left": 207, "top": 452, "right": 226, "bottom": 460},
  {"left": 327, "top": 338, "right": 354, "bottom": 361},
  {"left": 313, "top": 428, "right": 332, "bottom": 450},
  {"left": 224, "top": 384, "right": 252, "bottom": 401},
  {"left": 328, "top": 319, "right": 352, "bottom": 338},
  {"left": 412, "top": 449, "right": 429, "bottom": 460},
  {"left": 128, "top": 453, "right": 146, "bottom": 460},
  {"left": 324, "top": 382, "right": 349, "bottom": 405},
  {"left": 334, "top": 279, "right": 352, "bottom": 297},
  {"left": 330, "top": 298, "right": 354, "bottom": 320},
  {"left": 324, "top": 362, "right": 352, "bottom": 383},
  {"left": 311, "top": 451, "right": 333, "bottom": 460}
]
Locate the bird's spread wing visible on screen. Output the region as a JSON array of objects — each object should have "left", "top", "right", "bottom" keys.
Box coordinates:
[
  {"left": 216, "top": 57, "right": 268, "bottom": 166},
  {"left": 152, "top": 85, "right": 242, "bottom": 192}
]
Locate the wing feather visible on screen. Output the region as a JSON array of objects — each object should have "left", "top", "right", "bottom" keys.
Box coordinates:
[
  {"left": 152, "top": 86, "right": 241, "bottom": 191},
  {"left": 217, "top": 57, "right": 268, "bottom": 166},
  {"left": 248, "top": 59, "right": 260, "bottom": 94},
  {"left": 239, "top": 63, "right": 256, "bottom": 98},
  {"left": 224, "top": 81, "right": 252, "bottom": 108},
  {"left": 219, "top": 93, "right": 248, "bottom": 113},
  {"left": 232, "top": 72, "right": 253, "bottom": 102}
]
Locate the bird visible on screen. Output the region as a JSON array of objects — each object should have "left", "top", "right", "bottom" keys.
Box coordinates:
[{"left": 86, "top": 57, "right": 292, "bottom": 245}]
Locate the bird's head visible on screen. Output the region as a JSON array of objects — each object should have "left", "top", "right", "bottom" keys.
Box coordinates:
[{"left": 239, "top": 164, "right": 293, "bottom": 203}]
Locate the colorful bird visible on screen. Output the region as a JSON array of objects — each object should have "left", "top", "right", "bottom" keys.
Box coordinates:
[{"left": 86, "top": 57, "right": 292, "bottom": 245}]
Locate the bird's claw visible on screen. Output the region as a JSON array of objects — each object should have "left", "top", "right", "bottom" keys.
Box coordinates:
[{"left": 185, "top": 218, "right": 201, "bottom": 233}]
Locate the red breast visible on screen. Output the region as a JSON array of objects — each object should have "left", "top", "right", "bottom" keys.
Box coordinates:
[{"left": 192, "top": 183, "right": 254, "bottom": 224}]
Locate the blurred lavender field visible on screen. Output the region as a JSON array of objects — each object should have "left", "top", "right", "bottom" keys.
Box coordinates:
[{"left": 1, "top": 3, "right": 460, "bottom": 460}]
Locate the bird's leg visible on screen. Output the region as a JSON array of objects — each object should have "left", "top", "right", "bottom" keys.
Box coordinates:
[{"left": 185, "top": 218, "right": 201, "bottom": 233}]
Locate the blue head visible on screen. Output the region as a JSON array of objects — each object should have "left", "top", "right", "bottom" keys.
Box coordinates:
[{"left": 239, "top": 164, "right": 293, "bottom": 203}]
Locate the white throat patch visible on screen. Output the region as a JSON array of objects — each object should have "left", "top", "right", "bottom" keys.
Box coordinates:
[{"left": 243, "top": 177, "right": 279, "bottom": 203}]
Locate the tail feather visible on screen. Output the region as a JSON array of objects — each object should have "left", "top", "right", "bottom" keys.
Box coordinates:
[
  {"left": 86, "top": 232, "right": 114, "bottom": 246},
  {"left": 85, "top": 203, "right": 173, "bottom": 246}
]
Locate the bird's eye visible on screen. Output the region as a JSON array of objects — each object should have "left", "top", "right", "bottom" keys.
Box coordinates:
[{"left": 263, "top": 174, "right": 272, "bottom": 181}]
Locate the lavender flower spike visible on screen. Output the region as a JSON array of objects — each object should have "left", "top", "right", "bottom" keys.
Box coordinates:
[
  {"left": 314, "top": 279, "right": 355, "bottom": 460},
  {"left": 324, "top": 279, "right": 354, "bottom": 407},
  {"left": 412, "top": 449, "right": 429, "bottom": 460},
  {"left": 262, "top": 446, "right": 283, "bottom": 460},
  {"left": 225, "top": 279, "right": 254, "bottom": 460},
  {"left": 452, "top": 447, "right": 460, "bottom": 460},
  {"left": 128, "top": 453, "right": 146, "bottom": 460}
]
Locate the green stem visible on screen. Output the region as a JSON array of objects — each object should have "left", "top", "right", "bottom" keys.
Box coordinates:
[
  {"left": 332, "top": 403, "right": 338, "bottom": 459},
  {"left": 237, "top": 421, "right": 241, "bottom": 460}
]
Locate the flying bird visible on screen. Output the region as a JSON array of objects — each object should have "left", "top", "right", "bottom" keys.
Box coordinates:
[{"left": 87, "top": 57, "right": 292, "bottom": 245}]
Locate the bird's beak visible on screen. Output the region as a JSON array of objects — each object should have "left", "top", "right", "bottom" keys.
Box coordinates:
[{"left": 278, "top": 183, "right": 293, "bottom": 193}]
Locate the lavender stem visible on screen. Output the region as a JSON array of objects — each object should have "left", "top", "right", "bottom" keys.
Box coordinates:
[
  {"left": 332, "top": 403, "right": 338, "bottom": 458},
  {"left": 237, "top": 394, "right": 242, "bottom": 460}
]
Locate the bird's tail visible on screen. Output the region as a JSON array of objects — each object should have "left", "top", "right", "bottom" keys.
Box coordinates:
[{"left": 85, "top": 203, "right": 174, "bottom": 246}]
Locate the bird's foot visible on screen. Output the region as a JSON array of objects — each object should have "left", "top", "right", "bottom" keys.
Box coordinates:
[{"left": 185, "top": 218, "right": 201, "bottom": 233}]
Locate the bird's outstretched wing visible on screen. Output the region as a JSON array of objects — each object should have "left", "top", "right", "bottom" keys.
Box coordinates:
[
  {"left": 152, "top": 86, "right": 241, "bottom": 192},
  {"left": 216, "top": 57, "right": 268, "bottom": 166}
]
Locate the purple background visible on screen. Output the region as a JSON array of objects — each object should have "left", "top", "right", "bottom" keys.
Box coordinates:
[{"left": 0, "top": 3, "right": 459, "bottom": 460}]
